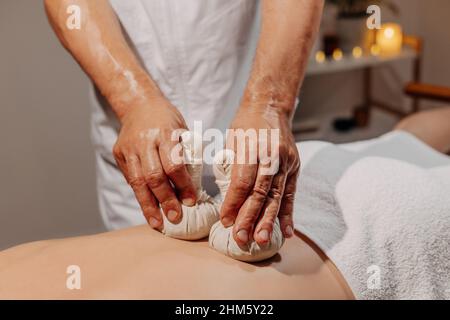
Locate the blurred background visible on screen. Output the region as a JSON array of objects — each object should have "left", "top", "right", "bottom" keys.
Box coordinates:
[{"left": 1, "top": 0, "right": 450, "bottom": 249}]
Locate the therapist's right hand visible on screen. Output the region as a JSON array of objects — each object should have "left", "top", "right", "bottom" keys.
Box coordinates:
[{"left": 113, "top": 95, "right": 197, "bottom": 229}]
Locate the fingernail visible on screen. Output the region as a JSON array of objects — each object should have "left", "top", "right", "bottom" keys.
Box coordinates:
[
  {"left": 285, "top": 225, "right": 294, "bottom": 237},
  {"left": 167, "top": 210, "right": 179, "bottom": 222},
  {"left": 149, "top": 217, "right": 161, "bottom": 228},
  {"left": 221, "top": 216, "right": 234, "bottom": 227},
  {"left": 237, "top": 230, "right": 249, "bottom": 243},
  {"left": 258, "top": 229, "right": 270, "bottom": 242},
  {"left": 182, "top": 198, "right": 195, "bottom": 206}
]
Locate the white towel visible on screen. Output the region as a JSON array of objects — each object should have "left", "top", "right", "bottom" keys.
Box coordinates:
[{"left": 294, "top": 131, "right": 450, "bottom": 300}]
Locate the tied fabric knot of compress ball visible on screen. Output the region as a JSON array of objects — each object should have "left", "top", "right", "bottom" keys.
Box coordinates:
[
  {"left": 162, "top": 133, "right": 284, "bottom": 262},
  {"left": 161, "top": 131, "right": 220, "bottom": 240}
]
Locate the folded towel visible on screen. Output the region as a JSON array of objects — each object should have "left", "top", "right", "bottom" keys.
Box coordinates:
[{"left": 294, "top": 131, "right": 450, "bottom": 300}]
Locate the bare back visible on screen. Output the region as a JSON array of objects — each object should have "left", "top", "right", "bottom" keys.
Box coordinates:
[{"left": 0, "top": 225, "right": 353, "bottom": 299}]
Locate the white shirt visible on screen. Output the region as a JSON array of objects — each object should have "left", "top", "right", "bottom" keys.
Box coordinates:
[{"left": 90, "top": 0, "right": 260, "bottom": 229}]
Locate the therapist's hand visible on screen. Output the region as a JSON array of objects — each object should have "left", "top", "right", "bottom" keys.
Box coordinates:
[
  {"left": 217, "top": 0, "right": 322, "bottom": 246},
  {"left": 113, "top": 96, "right": 197, "bottom": 229},
  {"left": 221, "top": 104, "right": 300, "bottom": 246}
]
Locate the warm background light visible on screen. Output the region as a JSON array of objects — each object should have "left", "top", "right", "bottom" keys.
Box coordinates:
[
  {"left": 315, "top": 51, "right": 326, "bottom": 63},
  {"left": 370, "top": 44, "right": 381, "bottom": 56},
  {"left": 352, "top": 46, "right": 363, "bottom": 58},
  {"left": 376, "top": 23, "right": 403, "bottom": 55},
  {"left": 333, "top": 48, "right": 343, "bottom": 61}
]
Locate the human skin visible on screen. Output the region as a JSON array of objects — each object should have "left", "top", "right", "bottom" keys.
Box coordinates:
[
  {"left": 1, "top": 109, "right": 448, "bottom": 299},
  {"left": 44, "top": 0, "right": 324, "bottom": 241},
  {"left": 44, "top": 0, "right": 197, "bottom": 228},
  {"left": 0, "top": 226, "right": 353, "bottom": 300},
  {"left": 222, "top": 0, "right": 324, "bottom": 247},
  {"left": 395, "top": 108, "right": 450, "bottom": 154}
]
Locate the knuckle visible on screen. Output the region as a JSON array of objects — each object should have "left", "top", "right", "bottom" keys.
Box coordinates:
[
  {"left": 283, "top": 192, "right": 295, "bottom": 203},
  {"left": 260, "top": 216, "right": 276, "bottom": 230},
  {"left": 144, "top": 170, "right": 166, "bottom": 188},
  {"left": 128, "top": 176, "right": 146, "bottom": 189},
  {"left": 235, "top": 219, "right": 252, "bottom": 231},
  {"left": 160, "top": 198, "right": 178, "bottom": 208},
  {"left": 268, "top": 187, "right": 283, "bottom": 201},
  {"left": 112, "top": 144, "right": 122, "bottom": 158},
  {"left": 251, "top": 184, "right": 269, "bottom": 201},
  {"left": 165, "top": 163, "right": 185, "bottom": 177},
  {"left": 142, "top": 204, "right": 159, "bottom": 217},
  {"left": 145, "top": 206, "right": 161, "bottom": 218},
  {"left": 120, "top": 145, "right": 134, "bottom": 157},
  {"left": 143, "top": 211, "right": 161, "bottom": 225}
]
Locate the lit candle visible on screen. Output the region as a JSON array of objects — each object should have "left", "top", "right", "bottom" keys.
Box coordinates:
[
  {"left": 332, "top": 49, "right": 343, "bottom": 61},
  {"left": 315, "top": 51, "right": 326, "bottom": 63},
  {"left": 376, "top": 23, "right": 403, "bottom": 55}
]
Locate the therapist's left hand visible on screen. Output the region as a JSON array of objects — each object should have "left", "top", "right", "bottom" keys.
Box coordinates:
[{"left": 221, "top": 104, "right": 300, "bottom": 246}]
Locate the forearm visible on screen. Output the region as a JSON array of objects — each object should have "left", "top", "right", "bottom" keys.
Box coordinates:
[
  {"left": 44, "top": 0, "right": 162, "bottom": 121},
  {"left": 242, "top": 0, "right": 324, "bottom": 119}
]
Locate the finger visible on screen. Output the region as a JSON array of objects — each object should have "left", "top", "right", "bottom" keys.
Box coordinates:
[
  {"left": 134, "top": 184, "right": 163, "bottom": 230},
  {"left": 278, "top": 166, "right": 299, "bottom": 238},
  {"left": 125, "top": 154, "right": 163, "bottom": 229},
  {"left": 232, "top": 163, "right": 274, "bottom": 245},
  {"left": 220, "top": 162, "right": 258, "bottom": 227},
  {"left": 220, "top": 129, "right": 259, "bottom": 227},
  {"left": 159, "top": 140, "right": 197, "bottom": 207},
  {"left": 140, "top": 145, "right": 182, "bottom": 223},
  {"left": 253, "top": 170, "right": 287, "bottom": 245}
]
